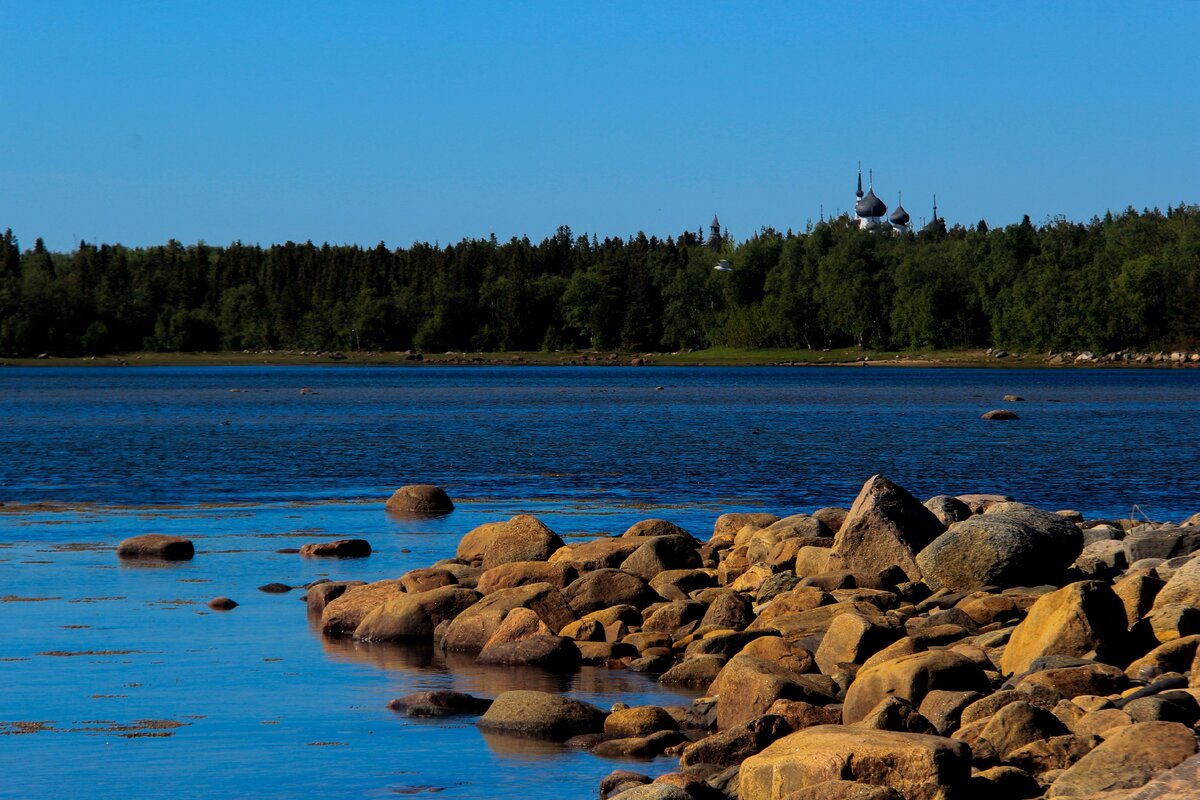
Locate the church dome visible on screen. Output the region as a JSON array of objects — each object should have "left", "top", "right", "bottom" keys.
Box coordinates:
[
  {"left": 855, "top": 189, "right": 886, "bottom": 218},
  {"left": 890, "top": 205, "right": 910, "bottom": 225}
]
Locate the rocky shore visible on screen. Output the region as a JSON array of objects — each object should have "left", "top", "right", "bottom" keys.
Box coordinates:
[{"left": 298, "top": 479, "right": 1200, "bottom": 799}]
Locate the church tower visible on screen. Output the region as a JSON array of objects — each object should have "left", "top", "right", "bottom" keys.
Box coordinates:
[{"left": 707, "top": 213, "right": 722, "bottom": 250}]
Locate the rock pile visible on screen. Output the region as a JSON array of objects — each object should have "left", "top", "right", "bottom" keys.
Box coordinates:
[{"left": 307, "top": 478, "right": 1200, "bottom": 799}]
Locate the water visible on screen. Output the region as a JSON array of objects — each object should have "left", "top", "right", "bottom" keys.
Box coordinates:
[{"left": 1, "top": 365, "right": 1198, "bottom": 799}]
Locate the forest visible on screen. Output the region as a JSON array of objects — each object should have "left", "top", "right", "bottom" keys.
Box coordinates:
[{"left": 0, "top": 205, "right": 1197, "bottom": 357}]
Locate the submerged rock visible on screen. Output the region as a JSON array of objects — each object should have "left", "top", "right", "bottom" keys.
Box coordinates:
[
  {"left": 299, "top": 538, "right": 371, "bottom": 558},
  {"left": 385, "top": 484, "right": 454, "bottom": 514}
]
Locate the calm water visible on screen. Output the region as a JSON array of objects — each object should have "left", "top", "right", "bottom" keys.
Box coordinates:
[{"left": 1, "top": 365, "right": 1198, "bottom": 799}]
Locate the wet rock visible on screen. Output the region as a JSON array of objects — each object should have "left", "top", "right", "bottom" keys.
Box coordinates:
[
  {"left": 442, "top": 582, "right": 576, "bottom": 652},
  {"left": 563, "top": 569, "right": 659, "bottom": 615},
  {"left": 117, "top": 534, "right": 194, "bottom": 561},
  {"left": 480, "top": 515, "right": 565, "bottom": 570},
  {"left": 257, "top": 582, "right": 293, "bottom": 593},
  {"left": 476, "top": 607, "right": 581, "bottom": 669},
  {"left": 1000, "top": 581, "right": 1128, "bottom": 675},
  {"left": 981, "top": 409, "right": 1019, "bottom": 420},
  {"left": 916, "top": 503, "right": 1083, "bottom": 591},
  {"left": 842, "top": 650, "right": 990, "bottom": 725},
  {"left": 591, "top": 730, "right": 687, "bottom": 759},
  {"left": 827, "top": 474, "right": 944, "bottom": 583},
  {"left": 354, "top": 586, "right": 481, "bottom": 642},
  {"left": 299, "top": 538, "right": 371, "bottom": 558},
  {"left": 476, "top": 690, "right": 606, "bottom": 740},
  {"left": 679, "top": 714, "right": 792, "bottom": 768},
  {"left": 1046, "top": 721, "right": 1198, "bottom": 797},
  {"left": 385, "top": 484, "right": 454, "bottom": 514},
  {"left": 387, "top": 691, "right": 492, "bottom": 717},
  {"left": 738, "top": 725, "right": 971, "bottom": 800},
  {"left": 207, "top": 596, "right": 237, "bottom": 610}
]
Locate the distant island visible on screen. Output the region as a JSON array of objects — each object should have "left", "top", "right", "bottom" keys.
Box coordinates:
[{"left": 1, "top": 205, "right": 1197, "bottom": 360}]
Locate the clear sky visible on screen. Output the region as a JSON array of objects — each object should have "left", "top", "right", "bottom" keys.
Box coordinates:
[{"left": 2, "top": 1, "right": 1197, "bottom": 250}]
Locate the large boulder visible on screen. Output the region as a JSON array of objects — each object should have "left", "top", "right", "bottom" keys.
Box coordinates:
[
  {"left": 714, "top": 512, "right": 780, "bottom": 538},
  {"left": 827, "top": 475, "right": 944, "bottom": 583},
  {"left": 456, "top": 522, "right": 506, "bottom": 561},
  {"left": 117, "top": 534, "right": 194, "bottom": 560},
  {"left": 623, "top": 519, "right": 691, "bottom": 539},
  {"left": 916, "top": 503, "right": 1083, "bottom": 591},
  {"left": 549, "top": 537, "right": 642, "bottom": 570},
  {"left": 385, "top": 484, "right": 454, "bottom": 514},
  {"left": 710, "top": 654, "right": 837, "bottom": 730},
  {"left": 842, "top": 650, "right": 990, "bottom": 725},
  {"left": 320, "top": 579, "right": 405, "bottom": 636},
  {"left": 305, "top": 580, "right": 365, "bottom": 615},
  {"left": 475, "top": 608, "right": 581, "bottom": 670},
  {"left": 1152, "top": 555, "right": 1200, "bottom": 610},
  {"left": 814, "top": 611, "right": 902, "bottom": 675},
  {"left": 1000, "top": 580, "right": 1128, "bottom": 675},
  {"left": 1047, "top": 721, "right": 1198, "bottom": 797},
  {"left": 442, "top": 582, "right": 576, "bottom": 652},
  {"left": 738, "top": 725, "right": 971, "bottom": 800},
  {"left": 620, "top": 535, "right": 702, "bottom": 581},
  {"left": 354, "top": 586, "right": 481, "bottom": 641},
  {"left": 476, "top": 561, "right": 578, "bottom": 594},
  {"left": 562, "top": 569, "right": 659, "bottom": 615},
  {"left": 387, "top": 691, "right": 491, "bottom": 717},
  {"left": 480, "top": 515, "right": 564, "bottom": 570},
  {"left": 679, "top": 713, "right": 792, "bottom": 768},
  {"left": 475, "top": 690, "right": 606, "bottom": 740}
]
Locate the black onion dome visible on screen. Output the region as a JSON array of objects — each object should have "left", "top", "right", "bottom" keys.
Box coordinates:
[
  {"left": 890, "top": 205, "right": 910, "bottom": 225},
  {"left": 855, "top": 189, "right": 886, "bottom": 217}
]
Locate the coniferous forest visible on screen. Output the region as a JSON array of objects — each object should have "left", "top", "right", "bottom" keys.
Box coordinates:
[{"left": 1, "top": 205, "right": 1197, "bottom": 357}]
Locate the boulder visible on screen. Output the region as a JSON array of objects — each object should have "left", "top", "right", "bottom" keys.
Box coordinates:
[
  {"left": 476, "top": 690, "right": 606, "bottom": 740},
  {"left": 623, "top": 519, "right": 691, "bottom": 539},
  {"left": 305, "top": 580, "right": 364, "bottom": 615},
  {"left": 649, "top": 568, "right": 717, "bottom": 601},
  {"left": 320, "top": 579, "right": 405, "bottom": 636},
  {"left": 814, "top": 611, "right": 901, "bottom": 676},
  {"left": 475, "top": 607, "right": 581, "bottom": 669},
  {"left": 659, "top": 655, "right": 726, "bottom": 687},
  {"left": 714, "top": 512, "right": 780, "bottom": 538},
  {"left": 1000, "top": 581, "right": 1128, "bottom": 675},
  {"left": 1113, "top": 572, "right": 1164, "bottom": 626},
  {"left": 549, "top": 537, "right": 642, "bottom": 570},
  {"left": 563, "top": 569, "right": 659, "bottom": 615},
  {"left": 851, "top": 697, "right": 937, "bottom": 735},
  {"left": 842, "top": 650, "right": 990, "bottom": 725},
  {"left": 590, "top": 730, "right": 686, "bottom": 759},
  {"left": 600, "top": 771, "right": 652, "bottom": 800},
  {"left": 387, "top": 691, "right": 491, "bottom": 717},
  {"left": 916, "top": 504, "right": 1083, "bottom": 591},
  {"left": 399, "top": 567, "right": 458, "bottom": 593},
  {"left": 476, "top": 560, "right": 578, "bottom": 594},
  {"left": 918, "top": 689, "right": 983, "bottom": 735},
  {"left": 354, "top": 586, "right": 481, "bottom": 641},
  {"left": 981, "top": 409, "right": 1018, "bottom": 420},
  {"left": 1018, "top": 663, "right": 1127, "bottom": 699},
  {"left": 700, "top": 591, "right": 755, "bottom": 631},
  {"left": 1152, "top": 555, "right": 1200, "bottom": 611},
  {"left": 980, "top": 700, "right": 1068, "bottom": 758},
  {"left": 956, "top": 494, "right": 1013, "bottom": 514},
  {"left": 738, "top": 725, "right": 971, "bottom": 800},
  {"left": 1125, "top": 526, "right": 1200, "bottom": 562},
  {"left": 1007, "top": 733, "right": 1101, "bottom": 774},
  {"left": 480, "top": 515, "right": 564, "bottom": 570},
  {"left": 385, "top": 484, "right": 454, "bottom": 514},
  {"left": 604, "top": 706, "right": 677, "bottom": 736},
  {"left": 779, "top": 781, "right": 902, "bottom": 800},
  {"left": 207, "top": 596, "right": 237, "bottom": 610},
  {"left": 827, "top": 474, "right": 944, "bottom": 583},
  {"left": 710, "top": 654, "right": 837, "bottom": 730},
  {"left": 679, "top": 714, "right": 792, "bottom": 768},
  {"left": 116, "top": 534, "right": 194, "bottom": 560},
  {"left": 923, "top": 495, "right": 972, "bottom": 528},
  {"left": 442, "top": 582, "right": 576, "bottom": 652},
  {"left": 766, "top": 699, "right": 842, "bottom": 731},
  {"left": 1047, "top": 721, "right": 1198, "bottom": 797},
  {"left": 456, "top": 521, "right": 506, "bottom": 561},
  {"left": 299, "top": 538, "right": 371, "bottom": 558},
  {"left": 620, "top": 535, "right": 702, "bottom": 581}
]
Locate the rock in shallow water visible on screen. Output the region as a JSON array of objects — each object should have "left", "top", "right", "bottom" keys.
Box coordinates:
[
  {"left": 117, "top": 534, "right": 194, "bottom": 560},
  {"left": 299, "top": 538, "right": 371, "bottom": 558},
  {"left": 385, "top": 484, "right": 454, "bottom": 514},
  {"left": 476, "top": 689, "right": 606, "bottom": 740}
]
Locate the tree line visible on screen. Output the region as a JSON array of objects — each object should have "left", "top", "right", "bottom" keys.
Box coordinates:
[{"left": 1, "top": 205, "right": 1197, "bottom": 357}]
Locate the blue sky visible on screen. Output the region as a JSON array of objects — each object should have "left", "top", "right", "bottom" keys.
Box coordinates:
[{"left": 1, "top": 1, "right": 1197, "bottom": 250}]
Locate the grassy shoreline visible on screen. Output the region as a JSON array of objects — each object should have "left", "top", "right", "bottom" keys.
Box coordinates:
[{"left": 2, "top": 347, "right": 1195, "bottom": 368}]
